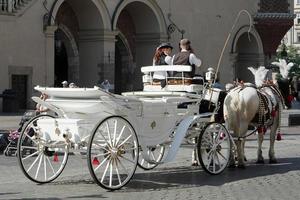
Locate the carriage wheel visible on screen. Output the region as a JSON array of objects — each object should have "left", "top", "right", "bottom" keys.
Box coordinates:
[
  {"left": 197, "top": 122, "right": 231, "bottom": 175},
  {"left": 17, "top": 114, "right": 69, "bottom": 183},
  {"left": 138, "top": 144, "right": 165, "bottom": 170},
  {"left": 87, "top": 116, "right": 139, "bottom": 190}
]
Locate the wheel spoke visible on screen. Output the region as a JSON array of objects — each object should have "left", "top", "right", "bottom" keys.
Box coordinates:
[
  {"left": 212, "top": 153, "right": 216, "bottom": 173},
  {"left": 23, "top": 133, "right": 37, "bottom": 145},
  {"left": 205, "top": 151, "right": 213, "bottom": 169},
  {"left": 116, "top": 157, "right": 129, "bottom": 175},
  {"left": 22, "top": 151, "right": 39, "bottom": 161},
  {"left": 217, "top": 150, "right": 228, "bottom": 161},
  {"left": 44, "top": 154, "right": 47, "bottom": 181},
  {"left": 100, "top": 159, "right": 111, "bottom": 183},
  {"left": 150, "top": 151, "right": 156, "bottom": 160},
  {"left": 115, "top": 162, "right": 122, "bottom": 186},
  {"left": 115, "top": 125, "right": 126, "bottom": 147},
  {"left": 27, "top": 153, "right": 42, "bottom": 173},
  {"left": 140, "top": 158, "right": 145, "bottom": 166},
  {"left": 113, "top": 120, "right": 117, "bottom": 146},
  {"left": 120, "top": 155, "right": 135, "bottom": 164},
  {"left": 105, "top": 122, "right": 112, "bottom": 147},
  {"left": 94, "top": 155, "right": 110, "bottom": 172},
  {"left": 21, "top": 146, "right": 38, "bottom": 150},
  {"left": 117, "top": 135, "right": 132, "bottom": 148},
  {"left": 97, "top": 130, "right": 112, "bottom": 148},
  {"left": 215, "top": 152, "right": 221, "bottom": 167},
  {"left": 35, "top": 154, "right": 44, "bottom": 179},
  {"left": 46, "top": 156, "right": 55, "bottom": 175},
  {"left": 94, "top": 152, "right": 110, "bottom": 158},
  {"left": 123, "top": 147, "right": 138, "bottom": 152},
  {"left": 109, "top": 160, "right": 113, "bottom": 187}
]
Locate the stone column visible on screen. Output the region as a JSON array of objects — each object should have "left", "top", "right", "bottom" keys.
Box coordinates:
[
  {"left": 78, "top": 29, "right": 116, "bottom": 88},
  {"left": 44, "top": 25, "right": 57, "bottom": 86}
]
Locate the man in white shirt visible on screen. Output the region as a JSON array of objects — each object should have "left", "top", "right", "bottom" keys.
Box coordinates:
[{"left": 172, "top": 38, "right": 202, "bottom": 77}]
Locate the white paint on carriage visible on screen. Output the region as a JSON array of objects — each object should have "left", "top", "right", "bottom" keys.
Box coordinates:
[
  {"left": 37, "top": 118, "right": 92, "bottom": 144},
  {"left": 141, "top": 65, "right": 192, "bottom": 73},
  {"left": 34, "top": 86, "right": 107, "bottom": 99},
  {"left": 31, "top": 65, "right": 213, "bottom": 165}
]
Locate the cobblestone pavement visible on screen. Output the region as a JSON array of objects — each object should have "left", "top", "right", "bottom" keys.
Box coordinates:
[{"left": 0, "top": 125, "right": 299, "bottom": 200}]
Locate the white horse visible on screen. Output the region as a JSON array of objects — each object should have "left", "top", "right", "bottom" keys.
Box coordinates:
[{"left": 224, "top": 66, "right": 283, "bottom": 168}]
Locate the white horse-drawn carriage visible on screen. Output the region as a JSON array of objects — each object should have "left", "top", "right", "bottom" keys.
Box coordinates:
[{"left": 17, "top": 65, "right": 232, "bottom": 190}]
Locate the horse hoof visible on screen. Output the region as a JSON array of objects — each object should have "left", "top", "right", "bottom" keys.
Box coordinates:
[
  {"left": 237, "top": 164, "right": 246, "bottom": 169},
  {"left": 191, "top": 161, "right": 199, "bottom": 166},
  {"left": 256, "top": 159, "right": 265, "bottom": 164},
  {"left": 269, "top": 159, "right": 277, "bottom": 164}
]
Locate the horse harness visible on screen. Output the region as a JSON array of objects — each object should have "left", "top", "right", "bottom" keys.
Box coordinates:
[{"left": 235, "top": 83, "right": 284, "bottom": 138}]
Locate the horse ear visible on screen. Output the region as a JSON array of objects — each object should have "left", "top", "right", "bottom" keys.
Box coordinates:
[
  {"left": 248, "top": 67, "right": 256, "bottom": 75},
  {"left": 287, "top": 62, "right": 294, "bottom": 70}
]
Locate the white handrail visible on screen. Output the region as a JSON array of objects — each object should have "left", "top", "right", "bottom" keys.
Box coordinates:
[{"left": 141, "top": 65, "right": 192, "bottom": 73}]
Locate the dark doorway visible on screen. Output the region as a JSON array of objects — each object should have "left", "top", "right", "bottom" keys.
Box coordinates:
[
  {"left": 11, "top": 74, "right": 27, "bottom": 110},
  {"left": 115, "top": 36, "right": 131, "bottom": 94},
  {"left": 55, "top": 31, "right": 69, "bottom": 87}
]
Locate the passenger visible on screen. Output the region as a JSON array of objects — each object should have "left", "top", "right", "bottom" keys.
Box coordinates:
[
  {"left": 172, "top": 38, "right": 202, "bottom": 78},
  {"left": 152, "top": 42, "right": 173, "bottom": 88}
]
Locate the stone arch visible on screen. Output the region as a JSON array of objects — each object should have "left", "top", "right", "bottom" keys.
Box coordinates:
[
  {"left": 51, "top": 0, "right": 111, "bottom": 31},
  {"left": 113, "top": 0, "right": 167, "bottom": 90},
  {"left": 231, "top": 26, "right": 264, "bottom": 83},
  {"left": 112, "top": 0, "right": 167, "bottom": 35},
  {"left": 52, "top": 0, "right": 111, "bottom": 87}
]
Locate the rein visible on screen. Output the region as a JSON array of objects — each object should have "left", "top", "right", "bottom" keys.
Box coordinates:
[{"left": 237, "top": 127, "right": 258, "bottom": 140}]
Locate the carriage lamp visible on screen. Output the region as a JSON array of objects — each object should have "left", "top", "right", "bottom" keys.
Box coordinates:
[{"left": 205, "top": 68, "right": 215, "bottom": 82}]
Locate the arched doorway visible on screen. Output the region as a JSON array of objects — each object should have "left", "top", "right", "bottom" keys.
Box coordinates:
[
  {"left": 115, "top": 34, "right": 133, "bottom": 93},
  {"left": 113, "top": 0, "right": 167, "bottom": 91},
  {"left": 53, "top": 0, "right": 110, "bottom": 87},
  {"left": 54, "top": 30, "right": 68, "bottom": 87}
]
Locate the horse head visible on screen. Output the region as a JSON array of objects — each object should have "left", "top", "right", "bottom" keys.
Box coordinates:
[
  {"left": 271, "top": 59, "right": 294, "bottom": 80},
  {"left": 248, "top": 66, "right": 269, "bottom": 87},
  {"left": 271, "top": 59, "right": 294, "bottom": 108}
]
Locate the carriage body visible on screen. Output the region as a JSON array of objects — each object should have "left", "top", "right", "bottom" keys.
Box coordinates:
[
  {"left": 34, "top": 86, "right": 203, "bottom": 147},
  {"left": 17, "top": 65, "right": 231, "bottom": 190}
]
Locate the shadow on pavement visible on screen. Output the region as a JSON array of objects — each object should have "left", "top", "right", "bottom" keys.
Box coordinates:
[{"left": 117, "top": 157, "right": 300, "bottom": 192}]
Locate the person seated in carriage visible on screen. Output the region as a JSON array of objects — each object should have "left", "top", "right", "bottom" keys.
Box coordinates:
[
  {"left": 152, "top": 42, "right": 173, "bottom": 88},
  {"left": 171, "top": 38, "right": 202, "bottom": 78}
]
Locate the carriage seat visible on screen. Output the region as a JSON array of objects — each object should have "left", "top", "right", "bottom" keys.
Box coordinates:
[{"left": 141, "top": 65, "right": 203, "bottom": 93}]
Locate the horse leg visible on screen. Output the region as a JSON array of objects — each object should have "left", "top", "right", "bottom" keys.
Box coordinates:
[
  {"left": 242, "top": 140, "right": 247, "bottom": 161},
  {"left": 191, "top": 137, "right": 199, "bottom": 166},
  {"left": 269, "top": 118, "right": 278, "bottom": 164},
  {"left": 256, "top": 130, "right": 265, "bottom": 164},
  {"left": 236, "top": 139, "right": 245, "bottom": 168},
  {"left": 228, "top": 139, "right": 237, "bottom": 168}
]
